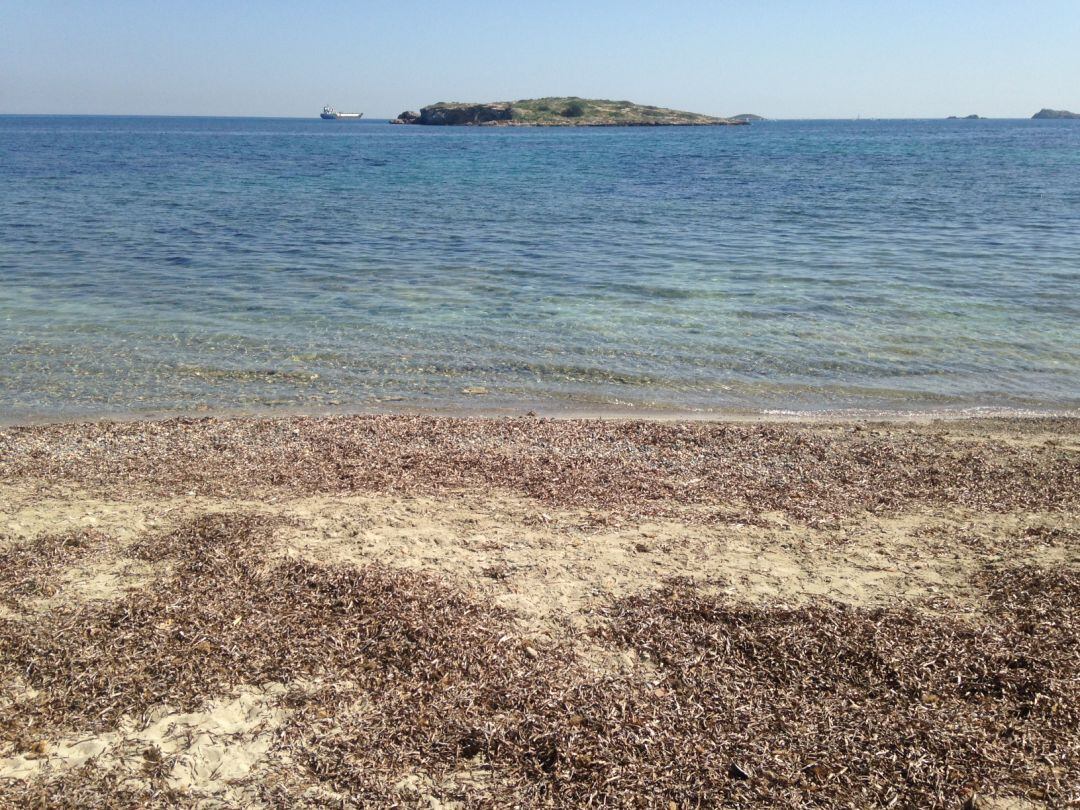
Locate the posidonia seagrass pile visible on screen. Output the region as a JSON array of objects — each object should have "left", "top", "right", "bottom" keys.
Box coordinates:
[
  {"left": 1, "top": 416, "right": 1077, "bottom": 807},
  {"left": 1, "top": 514, "right": 1076, "bottom": 807},
  {"left": 1, "top": 415, "right": 1078, "bottom": 519}
]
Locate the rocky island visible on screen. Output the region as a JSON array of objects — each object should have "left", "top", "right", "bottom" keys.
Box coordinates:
[
  {"left": 391, "top": 97, "right": 747, "bottom": 126},
  {"left": 947, "top": 114, "right": 984, "bottom": 119},
  {"left": 1032, "top": 108, "right": 1080, "bottom": 119}
]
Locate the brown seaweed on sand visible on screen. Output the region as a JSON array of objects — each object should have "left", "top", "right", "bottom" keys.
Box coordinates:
[
  {"left": 2, "top": 513, "right": 1076, "bottom": 806},
  {"left": 0, "top": 528, "right": 110, "bottom": 607},
  {"left": 2, "top": 416, "right": 1078, "bottom": 522}
]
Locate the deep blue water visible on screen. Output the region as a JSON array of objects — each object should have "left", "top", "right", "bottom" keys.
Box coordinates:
[{"left": 1, "top": 115, "right": 1078, "bottom": 420}]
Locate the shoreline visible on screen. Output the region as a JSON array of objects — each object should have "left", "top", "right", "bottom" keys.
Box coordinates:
[
  {"left": 4, "top": 412, "right": 1078, "bottom": 506},
  {"left": 3, "top": 401, "right": 1078, "bottom": 430}
]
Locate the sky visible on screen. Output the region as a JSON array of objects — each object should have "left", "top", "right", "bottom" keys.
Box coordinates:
[{"left": 2, "top": 1, "right": 1078, "bottom": 119}]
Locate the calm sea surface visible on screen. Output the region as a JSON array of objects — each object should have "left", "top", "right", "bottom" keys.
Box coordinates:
[{"left": 1, "top": 115, "right": 1078, "bottom": 421}]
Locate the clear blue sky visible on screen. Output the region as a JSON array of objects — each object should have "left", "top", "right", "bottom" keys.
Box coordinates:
[{"left": 2, "top": 1, "right": 1078, "bottom": 119}]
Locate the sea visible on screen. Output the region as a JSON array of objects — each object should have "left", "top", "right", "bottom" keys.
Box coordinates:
[{"left": 1, "top": 115, "right": 1078, "bottom": 422}]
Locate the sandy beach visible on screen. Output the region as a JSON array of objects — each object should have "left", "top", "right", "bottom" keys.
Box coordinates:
[{"left": 1, "top": 414, "right": 1077, "bottom": 806}]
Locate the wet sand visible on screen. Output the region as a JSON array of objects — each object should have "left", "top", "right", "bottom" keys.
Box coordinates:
[{"left": 1, "top": 415, "right": 1077, "bottom": 806}]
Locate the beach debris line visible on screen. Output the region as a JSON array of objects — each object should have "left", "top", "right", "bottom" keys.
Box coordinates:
[{"left": 2, "top": 415, "right": 1077, "bottom": 521}]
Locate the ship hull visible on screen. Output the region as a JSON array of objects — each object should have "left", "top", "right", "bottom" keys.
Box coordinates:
[{"left": 320, "top": 113, "right": 363, "bottom": 120}]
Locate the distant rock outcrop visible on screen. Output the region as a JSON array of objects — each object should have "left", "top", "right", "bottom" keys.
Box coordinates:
[
  {"left": 1032, "top": 108, "right": 1080, "bottom": 119},
  {"left": 947, "top": 114, "right": 984, "bottom": 119},
  {"left": 730, "top": 113, "right": 766, "bottom": 122},
  {"left": 417, "top": 103, "right": 514, "bottom": 125},
  {"left": 391, "top": 98, "right": 747, "bottom": 126}
]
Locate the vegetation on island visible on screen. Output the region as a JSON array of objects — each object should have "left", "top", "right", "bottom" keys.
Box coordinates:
[
  {"left": 392, "top": 97, "right": 747, "bottom": 126},
  {"left": 508, "top": 97, "right": 739, "bottom": 125}
]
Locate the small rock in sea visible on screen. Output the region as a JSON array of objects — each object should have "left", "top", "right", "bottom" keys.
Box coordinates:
[{"left": 461, "top": 386, "right": 488, "bottom": 395}]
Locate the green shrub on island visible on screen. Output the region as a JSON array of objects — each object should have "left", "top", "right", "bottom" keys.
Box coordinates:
[{"left": 561, "top": 100, "right": 586, "bottom": 118}]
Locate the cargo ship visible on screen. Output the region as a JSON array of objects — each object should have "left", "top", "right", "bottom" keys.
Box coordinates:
[{"left": 320, "top": 105, "right": 363, "bottom": 120}]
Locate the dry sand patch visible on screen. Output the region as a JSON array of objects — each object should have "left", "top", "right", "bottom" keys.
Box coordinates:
[{"left": 4, "top": 488, "right": 1074, "bottom": 631}]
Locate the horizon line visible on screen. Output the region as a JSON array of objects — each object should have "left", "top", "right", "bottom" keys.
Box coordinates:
[{"left": 0, "top": 112, "right": 1063, "bottom": 122}]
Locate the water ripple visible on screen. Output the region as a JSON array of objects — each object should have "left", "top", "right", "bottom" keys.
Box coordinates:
[{"left": 1, "top": 116, "right": 1078, "bottom": 420}]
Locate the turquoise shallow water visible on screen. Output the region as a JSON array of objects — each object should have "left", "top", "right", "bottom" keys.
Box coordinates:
[{"left": 1, "top": 115, "right": 1078, "bottom": 420}]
